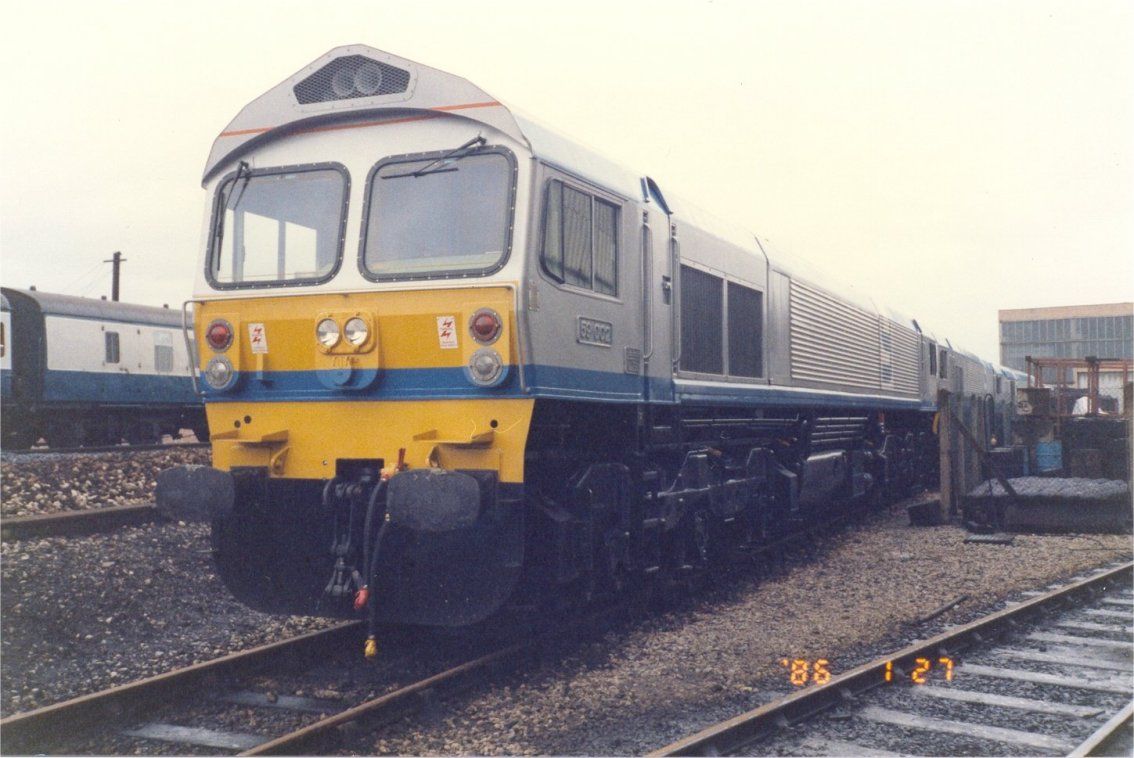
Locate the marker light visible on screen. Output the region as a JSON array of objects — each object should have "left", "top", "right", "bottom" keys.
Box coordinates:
[
  {"left": 344, "top": 317, "right": 369, "bottom": 346},
  {"left": 468, "top": 348, "right": 504, "bottom": 386},
  {"left": 204, "top": 355, "right": 235, "bottom": 390},
  {"left": 316, "top": 318, "right": 341, "bottom": 348},
  {"left": 469, "top": 309, "right": 502, "bottom": 345},
  {"left": 206, "top": 319, "right": 233, "bottom": 352}
]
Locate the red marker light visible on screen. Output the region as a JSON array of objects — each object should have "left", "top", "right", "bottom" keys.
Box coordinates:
[
  {"left": 470, "top": 309, "right": 502, "bottom": 344},
  {"left": 206, "top": 320, "right": 233, "bottom": 352}
]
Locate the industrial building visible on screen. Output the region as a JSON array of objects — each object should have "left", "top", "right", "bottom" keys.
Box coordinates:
[{"left": 1000, "top": 302, "right": 1134, "bottom": 411}]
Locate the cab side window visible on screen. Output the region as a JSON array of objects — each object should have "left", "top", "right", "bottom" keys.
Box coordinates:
[{"left": 542, "top": 179, "right": 618, "bottom": 296}]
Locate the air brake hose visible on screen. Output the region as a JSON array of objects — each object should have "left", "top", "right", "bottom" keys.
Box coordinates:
[
  {"left": 364, "top": 519, "right": 390, "bottom": 658},
  {"left": 360, "top": 479, "right": 388, "bottom": 598}
]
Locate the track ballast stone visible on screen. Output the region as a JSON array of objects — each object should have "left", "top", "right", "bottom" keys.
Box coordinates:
[
  {"left": 0, "top": 521, "right": 336, "bottom": 717},
  {"left": 0, "top": 447, "right": 210, "bottom": 517},
  {"left": 360, "top": 507, "right": 1130, "bottom": 756}
]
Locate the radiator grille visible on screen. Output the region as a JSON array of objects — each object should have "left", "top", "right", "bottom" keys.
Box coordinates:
[
  {"left": 963, "top": 358, "right": 988, "bottom": 395},
  {"left": 789, "top": 279, "right": 921, "bottom": 397},
  {"left": 889, "top": 322, "right": 921, "bottom": 394},
  {"left": 790, "top": 280, "right": 880, "bottom": 389}
]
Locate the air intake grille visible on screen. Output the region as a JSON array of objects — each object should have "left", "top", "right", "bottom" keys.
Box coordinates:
[{"left": 293, "top": 55, "right": 411, "bottom": 105}]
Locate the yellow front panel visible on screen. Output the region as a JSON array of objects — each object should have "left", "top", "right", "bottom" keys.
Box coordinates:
[
  {"left": 196, "top": 288, "right": 517, "bottom": 375},
  {"left": 207, "top": 398, "right": 532, "bottom": 482},
  {"left": 196, "top": 286, "right": 529, "bottom": 482}
]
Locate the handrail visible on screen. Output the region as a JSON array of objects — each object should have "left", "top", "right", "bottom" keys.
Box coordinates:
[{"left": 180, "top": 299, "right": 203, "bottom": 397}]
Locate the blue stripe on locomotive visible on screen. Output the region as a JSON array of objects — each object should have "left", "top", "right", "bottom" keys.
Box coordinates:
[
  {"left": 42, "top": 369, "right": 197, "bottom": 406},
  {"left": 200, "top": 363, "right": 931, "bottom": 412}
]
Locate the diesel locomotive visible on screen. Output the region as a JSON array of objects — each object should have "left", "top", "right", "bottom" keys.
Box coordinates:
[{"left": 163, "top": 46, "right": 1019, "bottom": 642}]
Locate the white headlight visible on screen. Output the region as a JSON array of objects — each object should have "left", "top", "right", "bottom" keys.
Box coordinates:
[
  {"left": 344, "top": 317, "right": 369, "bottom": 346},
  {"left": 316, "top": 318, "right": 340, "bottom": 348},
  {"left": 467, "top": 348, "right": 504, "bottom": 386},
  {"left": 204, "top": 355, "right": 235, "bottom": 390}
]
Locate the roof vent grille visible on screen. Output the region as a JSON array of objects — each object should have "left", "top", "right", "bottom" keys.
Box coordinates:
[{"left": 293, "top": 55, "right": 411, "bottom": 105}]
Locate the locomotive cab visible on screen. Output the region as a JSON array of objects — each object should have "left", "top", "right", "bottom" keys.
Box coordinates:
[{"left": 176, "top": 47, "right": 543, "bottom": 627}]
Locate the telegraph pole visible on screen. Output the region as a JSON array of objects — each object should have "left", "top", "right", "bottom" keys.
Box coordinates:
[{"left": 104, "top": 251, "right": 126, "bottom": 301}]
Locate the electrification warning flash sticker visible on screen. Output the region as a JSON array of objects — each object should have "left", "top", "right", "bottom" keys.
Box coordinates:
[
  {"left": 437, "top": 316, "right": 458, "bottom": 349},
  {"left": 248, "top": 323, "right": 269, "bottom": 354}
]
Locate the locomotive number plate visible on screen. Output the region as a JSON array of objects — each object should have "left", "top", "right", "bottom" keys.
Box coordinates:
[{"left": 577, "top": 317, "right": 613, "bottom": 347}]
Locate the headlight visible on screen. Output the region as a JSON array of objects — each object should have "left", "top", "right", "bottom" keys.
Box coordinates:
[
  {"left": 316, "top": 318, "right": 340, "bottom": 348},
  {"left": 344, "top": 317, "right": 369, "bottom": 346},
  {"left": 203, "top": 355, "right": 235, "bottom": 390},
  {"left": 467, "top": 348, "right": 504, "bottom": 386}
]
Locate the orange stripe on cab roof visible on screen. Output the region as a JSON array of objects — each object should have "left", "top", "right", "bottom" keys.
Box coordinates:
[{"left": 218, "top": 101, "right": 502, "bottom": 138}]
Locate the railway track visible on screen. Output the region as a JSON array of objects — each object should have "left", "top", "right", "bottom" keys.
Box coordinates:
[
  {"left": 3, "top": 441, "right": 210, "bottom": 456},
  {"left": 0, "top": 509, "right": 853, "bottom": 756},
  {"left": 0, "top": 602, "right": 602, "bottom": 756},
  {"left": 1, "top": 502, "right": 160, "bottom": 541},
  {"left": 652, "top": 560, "right": 1133, "bottom": 757}
]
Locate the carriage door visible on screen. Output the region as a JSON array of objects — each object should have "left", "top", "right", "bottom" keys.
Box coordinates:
[{"left": 642, "top": 177, "right": 674, "bottom": 402}]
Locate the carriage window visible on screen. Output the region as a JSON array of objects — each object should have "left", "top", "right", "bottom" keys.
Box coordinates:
[
  {"left": 210, "top": 165, "right": 347, "bottom": 287},
  {"left": 680, "top": 265, "right": 723, "bottom": 374},
  {"left": 927, "top": 341, "right": 937, "bottom": 376},
  {"left": 362, "top": 151, "right": 514, "bottom": 279},
  {"left": 154, "top": 331, "right": 174, "bottom": 373},
  {"left": 938, "top": 348, "right": 948, "bottom": 379},
  {"left": 727, "top": 282, "right": 763, "bottom": 377},
  {"left": 105, "top": 331, "right": 120, "bottom": 364},
  {"left": 542, "top": 179, "right": 619, "bottom": 296}
]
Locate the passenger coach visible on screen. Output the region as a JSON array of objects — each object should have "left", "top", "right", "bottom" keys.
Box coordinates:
[
  {"left": 1, "top": 287, "right": 202, "bottom": 448},
  {"left": 168, "top": 46, "right": 1012, "bottom": 642}
]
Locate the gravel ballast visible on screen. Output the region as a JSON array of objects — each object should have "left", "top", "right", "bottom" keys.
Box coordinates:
[
  {"left": 360, "top": 508, "right": 1130, "bottom": 756},
  {"left": 1, "top": 498, "right": 1129, "bottom": 752},
  {"left": 0, "top": 446, "right": 209, "bottom": 517},
  {"left": 0, "top": 521, "right": 336, "bottom": 717}
]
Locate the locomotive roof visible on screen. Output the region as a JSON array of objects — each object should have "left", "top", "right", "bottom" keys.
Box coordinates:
[
  {"left": 1, "top": 287, "right": 183, "bottom": 327},
  {"left": 208, "top": 45, "right": 992, "bottom": 363},
  {"left": 1, "top": 292, "right": 9, "bottom": 311}
]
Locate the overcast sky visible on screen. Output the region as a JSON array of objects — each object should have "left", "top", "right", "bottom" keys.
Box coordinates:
[{"left": 1, "top": 0, "right": 1131, "bottom": 361}]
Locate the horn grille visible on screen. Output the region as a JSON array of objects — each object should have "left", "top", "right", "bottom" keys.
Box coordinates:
[{"left": 293, "top": 55, "right": 411, "bottom": 105}]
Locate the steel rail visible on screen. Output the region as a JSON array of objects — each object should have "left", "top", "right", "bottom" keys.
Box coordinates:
[
  {"left": 650, "top": 560, "right": 1134, "bottom": 757},
  {"left": 4, "top": 441, "right": 210, "bottom": 456},
  {"left": 241, "top": 517, "right": 864, "bottom": 756},
  {"left": 1, "top": 503, "right": 160, "bottom": 541},
  {"left": 242, "top": 642, "right": 528, "bottom": 755},
  {"left": 1069, "top": 702, "right": 1134, "bottom": 757},
  {"left": 0, "top": 621, "right": 361, "bottom": 755}
]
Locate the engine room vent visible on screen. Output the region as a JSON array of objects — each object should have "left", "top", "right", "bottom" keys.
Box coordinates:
[
  {"left": 293, "top": 55, "right": 411, "bottom": 105},
  {"left": 790, "top": 279, "right": 880, "bottom": 390}
]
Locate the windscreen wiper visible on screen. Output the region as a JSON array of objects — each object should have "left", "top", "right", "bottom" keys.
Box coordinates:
[
  {"left": 214, "top": 161, "right": 252, "bottom": 242},
  {"left": 382, "top": 135, "right": 486, "bottom": 179},
  {"left": 228, "top": 160, "right": 253, "bottom": 209}
]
